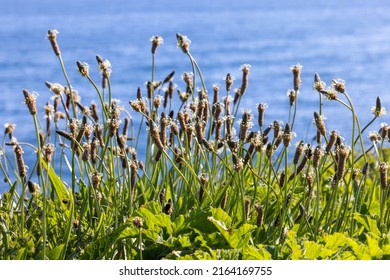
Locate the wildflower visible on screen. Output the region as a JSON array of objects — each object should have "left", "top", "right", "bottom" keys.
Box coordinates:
[
  {"left": 293, "top": 140, "right": 305, "bottom": 165},
  {"left": 290, "top": 64, "right": 303, "bottom": 92},
  {"left": 312, "top": 73, "right": 326, "bottom": 92},
  {"left": 257, "top": 103, "right": 268, "bottom": 127},
  {"left": 178, "top": 89, "right": 190, "bottom": 102},
  {"left": 92, "top": 170, "right": 103, "bottom": 189},
  {"left": 162, "top": 70, "right": 175, "bottom": 84},
  {"left": 332, "top": 78, "right": 346, "bottom": 93},
  {"left": 176, "top": 33, "right": 191, "bottom": 54},
  {"left": 181, "top": 72, "right": 194, "bottom": 91},
  {"left": 239, "top": 64, "right": 251, "bottom": 96},
  {"left": 380, "top": 122, "right": 389, "bottom": 139},
  {"left": 282, "top": 123, "right": 295, "bottom": 147},
  {"left": 321, "top": 86, "right": 338, "bottom": 100},
  {"left": 22, "top": 89, "right": 37, "bottom": 115},
  {"left": 336, "top": 144, "right": 350, "bottom": 181},
  {"left": 238, "top": 109, "right": 254, "bottom": 141},
  {"left": 313, "top": 111, "right": 326, "bottom": 136},
  {"left": 4, "top": 123, "right": 16, "bottom": 140},
  {"left": 224, "top": 73, "right": 234, "bottom": 92},
  {"left": 379, "top": 162, "right": 388, "bottom": 189},
  {"left": 27, "top": 181, "right": 40, "bottom": 196},
  {"left": 77, "top": 61, "right": 90, "bottom": 77},
  {"left": 133, "top": 217, "right": 144, "bottom": 229},
  {"left": 43, "top": 143, "right": 55, "bottom": 163},
  {"left": 325, "top": 130, "right": 338, "bottom": 154},
  {"left": 313, "top": 145, "right": 323, "bottom": 168},
  {"left": 150, "top": 35, "right": 164, "bottom": 54},
  {"left": 47, "top": 29, "right": 60, "bottom": 56},
  {"left": 45, "top": 81, "right": 64, "bottom": 95},
  {"left": 96, "top": 56, "right": 112, "bottom": 78},
  {"left": 287, "top": 89, "right": 298, "bottom": 106},
  {"left": 371, "top": 97, "right": 386, "bottom": 117},
  {"left": 153, "top": 95, "right": 163, "bottom": 109},
  {"left": 255, "top": 205, "right": 264, "bottom": 227},
  {"left": 14, "top": 145, "right": 27, "bottom": 179},
  {"left": 368, "top": 131, "right": 381, "bottom": 143}
]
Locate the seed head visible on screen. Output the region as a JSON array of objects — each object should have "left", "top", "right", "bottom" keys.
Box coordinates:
[
  {"left": 23, "top": 89, "right": 37, "bottom": 115},
  {"left": 313, "top": 73, "right": 325, "bottom": 92},
  {"left": 224, "top": 73, "right": 234, "bottom": 92},
  {"left": 371, "top": 97, "right": 386, "bottom": 117},
  {"left": 176, "top": 33, "right": 191, "bottom": 54},
  {"left": 77, "top": 61, "right": 90, "bottom": 77},
  {"left": 133, "top": 217, "right": 144, "bottom": 229},
  {"left": 379, "top": 162, "right": 388, "bottom": 189},
  {"left": 47, "top": 29, "right": 61, "bottom": 56},
  {"left": 332, "top": 78, "right": 346, "bottom": 93},
  {"left": 27, "top": 181, "right": 40, "bottom": 196},
  {"left": 314, "top": 111, "right": 326, "bottom": 136},
  {"left": 150, "top": 35, "right": 164, "bottom": 54},
  {"left": 290, "top": 64, "right": 302, "bottom": 92}
]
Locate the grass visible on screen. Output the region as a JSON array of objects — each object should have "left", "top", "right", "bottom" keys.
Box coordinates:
[{"left": 0, "top": 30, "right": 390, "bottom": 260}]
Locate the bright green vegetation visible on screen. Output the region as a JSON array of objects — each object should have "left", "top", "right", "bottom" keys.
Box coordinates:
[{"left": 0, "top": 31, "right": 390, "bottom": 260}]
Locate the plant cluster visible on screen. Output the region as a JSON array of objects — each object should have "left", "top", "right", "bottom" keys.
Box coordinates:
[{"left": 0, "top": 30, "right": 390, "bottom": 259}]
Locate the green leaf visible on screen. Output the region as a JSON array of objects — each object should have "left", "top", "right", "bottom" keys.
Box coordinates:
[
  {"left": 207, "top": 214, "right": 255, "bottom": 249},
  {"left": 353, "top": 213, "right": 381, "bottom": 237},
  {"left": 303, "top": 241, "right": 323, "bottom": 259},
  {"left": 242, "top": 245, "right": 273, "bottom": 260},
  {"left": 80, "top": 223, "right": 129, "bottom": 259},
  {"left": 40, "top": 160, "right": 71, "bottom": 216},
  {"left": 324, "top": 232, "right": 347, "bottom": 249},
  {"left": 346, "top": 238, "right": 370, "bottom": 260},
  {"left": 285, "top": 230, "right": 302, "bottom": 260},
  {"left": 366, "top": 234, "right": 383, "bottom": 259},
  {"left": 47, "top": 244, "right": 64, "bottom": 260}
]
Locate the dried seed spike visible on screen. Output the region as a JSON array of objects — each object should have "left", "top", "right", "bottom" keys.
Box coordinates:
[
  {"left": 163, "top": 70, "right": 175, "bottom": 84},
  {"left": 379, "top": 162, "right": 388, "bottom": 189},
  {"left": 150, "top": 35, "right": 164, "bottom": 55},
  {"left": 47, "top": 29, "right": 61, "bottom": 56},
  {"left": 255, "top": 205, "right": 264, "bottom": 227},
  {"left": 23, "top": 89, "right": 37, "bottom": 115},
  {"left": 325, "top": 130, "right": 338, "bottom": 154},
  {"left": 336, "top": 145, "right": 350, "bottom": 181},
  {"left": 176, "top": 33, "right": 191, "bottom": 54},
  {"left": 257, "top": 103, "right": 267, "bottom": 128},
  {"left": 225, "top": 73, "right": 233, "bottom": 92},
  {"left": 293, "top": 140, "right": 305, "bottom": 165},
  {"left": 164, "top": 199, "right": 173, "bottom": 215},
  {"left": 314, "top": 111, "right": 326, "bottom": 136},
  {"left": 282, "top": 123, "right": 292, "bottom": 147},
  {"left": 240, "top": 64, "right": 250, "bottom": 97},
  {"left": 77, "top": 61, "right": 89, "bottom": 77},
  {"left": 279, "top": 170, "right": 285, "bottom": 189},
  {"left": 245, "top": 198, "right": 251, "bottom": 220},
  {"left": 14, "top": 145, "right": 27, "bottom": 179},
  {"left": 290, "top": 64, "right": 302, "bottom": 92},
  {"left": 313, "top": 145, "right": 323, "bottom": 168}
]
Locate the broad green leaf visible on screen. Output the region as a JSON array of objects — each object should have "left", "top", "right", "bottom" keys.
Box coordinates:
[
  {"left": 366, "top": 234, "right": 383, "bottom": 259},
  {"left": 80, "top": 223, "right": 129, "bottom": 259},
  {"left": 303, "top": 241, "right": 323, "bottom": 259},
  {"left": 285, "top": 230, "right": 302, "bottom": 260},
  {"left": 353, "top": 213, "right": 381, "bottom": 237},
  {"left": 242, "top": 245, "right": 273, "bottom": 260},
  {"left": 207, "top": 215, "right": 255, "bottom": 249},
  {"left": 324, "top": 232, "right": 347, "bottom": 249},
  {"left": 47, "top": 244, "right": 64, "bottom": 260},
  {"left": 41, "top": 160, "right": 71, "bottom": 216},
  {"left": 346, "top": 238, "right": 370, "bottom": 260}
]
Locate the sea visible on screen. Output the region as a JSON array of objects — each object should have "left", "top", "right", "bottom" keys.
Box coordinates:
[{"left": 1, "top": 0, "right": 390, "bottom": 192}]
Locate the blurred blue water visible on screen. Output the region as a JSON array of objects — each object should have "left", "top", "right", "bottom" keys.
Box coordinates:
[{"left": 1, "top": 0, "right": 390, "bottom": 191}]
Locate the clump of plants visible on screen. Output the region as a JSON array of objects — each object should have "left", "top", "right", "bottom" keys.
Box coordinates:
[{"left": 1, "top": 30, "right": 390, "bottom": 260}]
